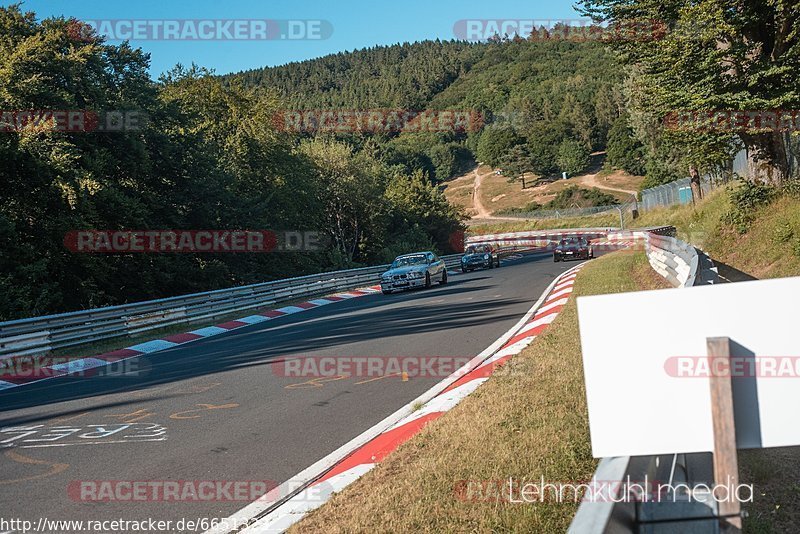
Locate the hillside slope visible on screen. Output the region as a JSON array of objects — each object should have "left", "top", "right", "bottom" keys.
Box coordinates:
[{"left": 228, "top": 40, "right": 624, "bottom": 185}]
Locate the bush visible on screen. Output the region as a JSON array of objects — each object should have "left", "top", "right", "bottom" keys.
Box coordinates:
[
  {"left": 548, "top": 185, "right": 618, "bottom": 209},
  {"left": 772, "top": 222, "right": 795, "bottom": 244},
  {"left": 782, "top": 179, "right": 800, "bottom": 199},
  {"left": 556, "top": 139, "right": 590, "bottom": 176},
  {"left": 724, "top": 181, "right": 777, "bottom": 234},
  {"left": 496, "top": 186, "right": 617, "bottom": 214}
]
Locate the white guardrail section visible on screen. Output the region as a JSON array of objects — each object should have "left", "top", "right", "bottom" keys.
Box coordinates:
[{"left": 0, "top": 246, "right": 541, "bottom": 359}]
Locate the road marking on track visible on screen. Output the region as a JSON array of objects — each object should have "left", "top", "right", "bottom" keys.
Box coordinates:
[
  {"left": 0, "top": 423, "right": 167, "bottom": 449},
  {"left": 0, "top": 450, "right": 69, "bottom": 485},
  {"left": 354, "top": 372, "right": 402, "bottom": 385},
  {"left": 169, "top": 403, "right": 239, "bottom": 420},
  {"left": 284, "top": 376, "right": 347, "bottom": 390}
]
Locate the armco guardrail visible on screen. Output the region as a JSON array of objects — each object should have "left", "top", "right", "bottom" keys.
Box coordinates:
[
  {"left": 604, "top": 228, "right": 718, "bottom": 288},
  {"left": 644, "top": 233, "right": 699, "bottom": 287},
  {"left": 0, "top": 254, "right": 474, "bottom": 358}
]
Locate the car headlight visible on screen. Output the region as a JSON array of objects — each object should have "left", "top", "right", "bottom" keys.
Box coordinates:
[
  {"left": 483, "top": 254, "right": 489, "bottom": 260},
  {"left": 408, "top": 271, "right": 423, "bottom": 278}
]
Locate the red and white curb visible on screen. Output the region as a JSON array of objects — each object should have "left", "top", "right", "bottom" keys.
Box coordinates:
[
  {"left": 0, "top": 286, "right": 384, "bottom": 391},
  {"left": 209, "top": 262, "right": 586, "bottom": 534}
]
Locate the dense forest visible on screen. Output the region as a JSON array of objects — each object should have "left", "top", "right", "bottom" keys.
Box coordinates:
[{"left": 231, "top": 39, "right": 628, "bottom": 182}]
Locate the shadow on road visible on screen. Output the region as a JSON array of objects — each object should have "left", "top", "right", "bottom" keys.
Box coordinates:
[{"left": 0, "top": 253, "right": 559, "bottom": 417}]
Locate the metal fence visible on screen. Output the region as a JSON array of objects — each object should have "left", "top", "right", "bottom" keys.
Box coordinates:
[
  {"left": 639, "top": 147, "right": 763, "bottom": 211},
  {"left": 639, "top": 176, "right": 717, "bottom": 211},
  {"left": 502, "top": 201, "right": 637, "bottom": 221}
]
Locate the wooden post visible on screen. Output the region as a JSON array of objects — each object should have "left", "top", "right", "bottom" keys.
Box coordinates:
[{"left": 707, "top": 337, "right": 742, "bottom": 530}]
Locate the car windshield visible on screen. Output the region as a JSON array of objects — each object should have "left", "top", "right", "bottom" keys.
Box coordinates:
[
  {"left": 392, "top": 255, "right": 428, "bottom": 268},
  {"left": 466, "top": 245, "right": 483, "bottom": 254},
  {"left": 559, "top": 238, "right": 586, "bottom": 246}
]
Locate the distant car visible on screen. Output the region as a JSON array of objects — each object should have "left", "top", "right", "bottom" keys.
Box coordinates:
[
  {"left": 380, "top": 252, "right": 447, "bottom": 295},
  {"left": 461, "top": 243, "right": 500, "bottom": 272},
  {"left": 553, "top": 237, "right": 593, "bottom": 262}
]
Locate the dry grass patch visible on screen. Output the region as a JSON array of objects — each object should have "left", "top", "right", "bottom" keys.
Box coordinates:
[
  {"left": 588, "top": 169, "right": 645, "bottom": 193},
  {"left": 477, "top": 172, "right": 640, "bottom": 216},
  {"left": 292, "top": 252, "right": 669, "bottom": 533},
  {"left": 445, "top": 163, "right": 643, "bottom": 218},
  {"left": 441, "top": 170, "right": 478, "bottom": 215}
]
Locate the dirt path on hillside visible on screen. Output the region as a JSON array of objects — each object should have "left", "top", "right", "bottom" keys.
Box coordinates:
[
  {"left": 472, "top": 168, "right": 492, "bottom": 218},
  {"left": 574, "top": 172, "right": 638, "bottom": 198},
  {"left": 466, "top": 167, "right": 526, "bottom": 225}
]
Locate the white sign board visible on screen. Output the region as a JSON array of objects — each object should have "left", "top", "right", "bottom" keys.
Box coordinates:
[{"left": 577, "top": 276, "right": 800, "bottom": 458}]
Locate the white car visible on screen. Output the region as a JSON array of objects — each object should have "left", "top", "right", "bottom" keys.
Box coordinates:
[{"left": 380, "top": 252, "right": 447, "bottom": 295}]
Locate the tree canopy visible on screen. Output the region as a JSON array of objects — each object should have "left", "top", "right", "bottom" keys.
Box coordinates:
[{"left": 580, "top": 0, "right": 800, "bottom": 184}]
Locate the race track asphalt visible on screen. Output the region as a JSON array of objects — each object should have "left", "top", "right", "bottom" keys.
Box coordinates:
[{"left": 0, "top": 251, "right": 577, "bottom": 531}]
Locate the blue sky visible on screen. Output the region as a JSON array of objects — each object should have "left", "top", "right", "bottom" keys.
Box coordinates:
[{"left": 17, "top": 0, "right": 583, "bottom": 77}]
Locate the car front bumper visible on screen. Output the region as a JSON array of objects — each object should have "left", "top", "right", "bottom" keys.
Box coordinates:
[
  {"left": 381, "top": 278, "right": 426, "bottom": 291},
  {"left": 462, "top": 258, "right": 492, "bottom": 268},
  {"left": 554, "top": 250, "right": 591, "bottom": 260}
]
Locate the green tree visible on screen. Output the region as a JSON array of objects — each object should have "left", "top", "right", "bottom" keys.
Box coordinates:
[
  {"left": 525, "top": 121, "right": 568, "bottom": 176},
  {"left": 605, "top": 113, "right": 645, "bottom": 175},
  {"left": 580, "top": 0, "right": 800, "bottom": 184},
  {"left": 299, "top": 138, "right": 386, "bottom": 265},
  {"left": 476, "top": 127, "right": 523, "bottom": 167},
  {"left": 499, "top": 144, "right": 536, "bottom": 189},
  {"left": 384, "top": 169, "right": 466, "bottom": 255},
  {"left": 556, "top": 139, "right": 590, "bottom": 176}
]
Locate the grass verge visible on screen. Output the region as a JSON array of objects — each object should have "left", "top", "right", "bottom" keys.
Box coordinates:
[{"left": 291, "top": 251, "right": 669, "bottom": 533}]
